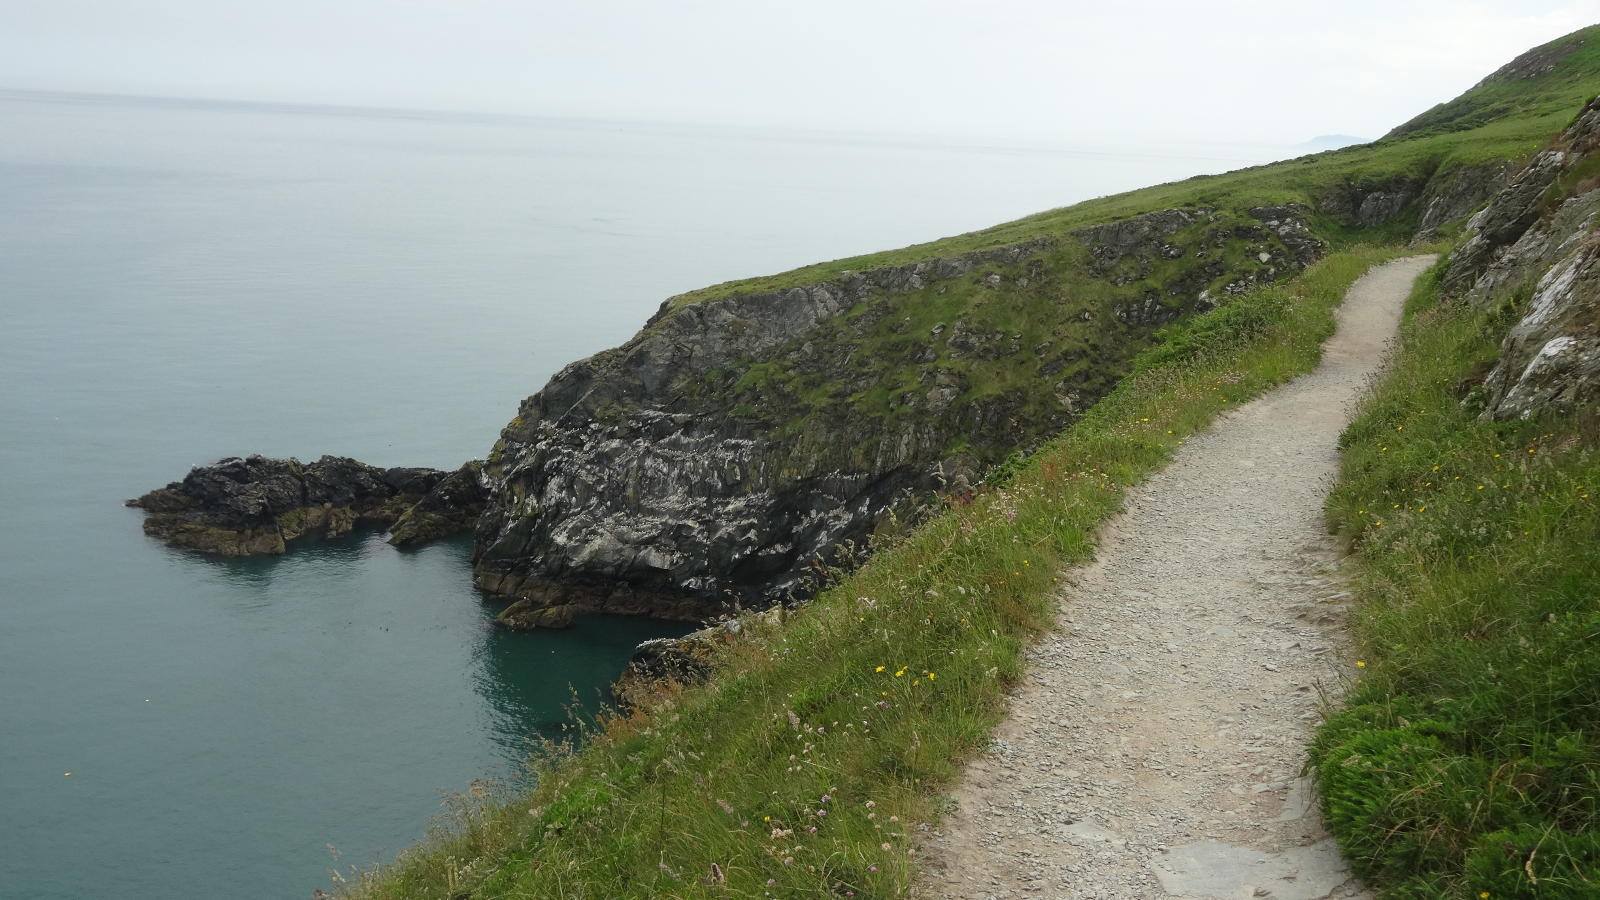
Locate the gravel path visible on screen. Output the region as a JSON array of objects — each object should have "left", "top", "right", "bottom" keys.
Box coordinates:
[{"left": 916, "top": 256, "right": 1436, "bottom": 899}]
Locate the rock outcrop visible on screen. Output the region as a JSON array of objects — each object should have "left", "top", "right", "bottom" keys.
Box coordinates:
[
  {"left": 129, "top": 455, "right": 484, "bottom": 556},
  {"left": 1442, "top": 151, "right": 1573, "bottom": 294},
  {"left": 1441, "top": 96, "right": 1600, "bottom": 421},
  {"left": 472, "top": 206, "right": 1328, "bottom": 625},
  {"left": 1318, "top": 175, "right": 1427, "bottom": 229},
  {"left": 387, "top": 461, "right": 488, "bottom": 547},
  {"left": 611, "top": 607, "right": 785, "bottom": 706},
  {"left": 1415, "top": 163, "right": 1514, "bottom": 236},
  {"left": 1478, "top": 245, "right": 1600, "bottom": 420}
]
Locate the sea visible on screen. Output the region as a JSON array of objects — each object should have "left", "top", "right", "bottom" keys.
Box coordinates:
[{"left": 0, "top": 89, "right": 1295, "bottom": 898}]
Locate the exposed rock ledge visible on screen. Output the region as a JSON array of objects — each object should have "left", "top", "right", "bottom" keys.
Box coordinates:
[
  {"left": 471, "top": 207, "right": 1328, "bottom": 627},
  {"left": 128, "top": 454, "right": 486, "bottom": 556},
  {"left": 1441, "top": 95, "right": 1600, "bottom": 421}
]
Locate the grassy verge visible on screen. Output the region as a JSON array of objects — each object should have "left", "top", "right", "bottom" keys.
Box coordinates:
[
  {"left": 339, "top": 247, "right": 1409, "bottom": 899},
  {"left": 1313, "top": 260, "right": 1600, "bottom": 898}
]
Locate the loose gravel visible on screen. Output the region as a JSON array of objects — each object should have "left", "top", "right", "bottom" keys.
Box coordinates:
[{"left": 916, "top": 256, "right": 1437, "bottom": 899}]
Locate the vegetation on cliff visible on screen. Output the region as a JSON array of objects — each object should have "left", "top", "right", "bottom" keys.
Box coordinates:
[
  {"left": 1313, "top": 259, "right": 1598, "bottom": 898},
  {"left": 340, "top": 248, "right": 1410, "bottom": 899},
  {"left": 337, "top": 25, "right": 1600, "bottom": 899},
  {"left": 469, "top": 26, "right": 1600, "bottom": 632},
  {"left": 1309, "top": 92, "right": 1600, "bottom": 898}
]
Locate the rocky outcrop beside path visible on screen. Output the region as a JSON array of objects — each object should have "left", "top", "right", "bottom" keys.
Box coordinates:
[{"left": 1441, "top": 95, "right": 1600, "bottom": 421}]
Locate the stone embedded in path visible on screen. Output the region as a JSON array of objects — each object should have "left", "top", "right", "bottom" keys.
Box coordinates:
[{"left": 1153, "top": 840, "right": 1364, "bottom": 899}]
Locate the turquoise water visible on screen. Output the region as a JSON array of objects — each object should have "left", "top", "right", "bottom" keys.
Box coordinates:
[{"left": 0, "top": 90, "right": 1289, "bottom": 898}]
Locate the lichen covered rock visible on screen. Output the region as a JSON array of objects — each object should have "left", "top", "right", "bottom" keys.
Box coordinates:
[
  {"left": 1478, "top": 243, "right": 1600, "bottom": 420},
  {"left": 1437, "top": 94, "right": 1600, "bottom": 422},
  {"left": 471, "top": 206, "right": 1327, "bottom": 622}
]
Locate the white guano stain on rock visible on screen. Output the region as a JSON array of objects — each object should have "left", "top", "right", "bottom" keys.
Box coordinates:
[{"left": 915, "top": 256, "right": 1438, "bottom": 899}]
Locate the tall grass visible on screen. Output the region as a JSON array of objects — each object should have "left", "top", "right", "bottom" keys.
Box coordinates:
[
  {"left": 1313, "top": 260, "right": 1600, "bottom": 898},
  {"left": 337, "top": 247, "right": 1407, "bottom": 899}
]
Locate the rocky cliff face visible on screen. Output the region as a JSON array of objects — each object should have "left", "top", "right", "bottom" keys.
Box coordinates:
[
  {"left": 129, "top": 455, "right": 485, "bottom": 556},
  {"left": 473, "top": 206, "right": 1329, "bottom": 625},
  {"left": 1440, "top": 96, "right": 1600, "bottom": 422}
]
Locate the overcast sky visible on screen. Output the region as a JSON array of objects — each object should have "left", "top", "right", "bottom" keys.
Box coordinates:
[{"left": 4, "top": 1, "right": 1598, "bottom": 144}]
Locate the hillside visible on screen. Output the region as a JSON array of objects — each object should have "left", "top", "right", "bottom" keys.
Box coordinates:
[
  {"left": 471, "top": 27, "right": 1600, "bottom": 633},
  {"left": 341, "top": 25, "right": 1600, "bottom": 899}
]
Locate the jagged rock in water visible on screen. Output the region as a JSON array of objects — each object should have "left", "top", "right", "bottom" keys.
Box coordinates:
[
  {"left": 496, "top": 601, "right": 578, "bottom": 630},
  {"left": 612, "top": 607, "right": 785, "bottom": 706},
  {"left": 128, "top": 455, "right": 481, "bottom": 556},
  {"left": 387, "top": 460, "right": 489, "bottom": 547},
  {"left": 471, "top": 207, "right": 1328, "bottom": 624}
]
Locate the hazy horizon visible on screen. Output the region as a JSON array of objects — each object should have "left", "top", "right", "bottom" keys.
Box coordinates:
[
  {"left": 4, "top": 2, "right": 1596, "bottom": 148},
  {"left": 0, "top": 84, "right": 1337, "bottom": 162}
]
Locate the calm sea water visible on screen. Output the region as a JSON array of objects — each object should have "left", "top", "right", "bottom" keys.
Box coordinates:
[{"left": 0, "top": 90, "right": 1291, "bottom": 898}]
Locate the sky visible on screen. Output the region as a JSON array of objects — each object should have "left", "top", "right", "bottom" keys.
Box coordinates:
[{"left": 3, "top": 0, "right": 1598, "bottom": 145}]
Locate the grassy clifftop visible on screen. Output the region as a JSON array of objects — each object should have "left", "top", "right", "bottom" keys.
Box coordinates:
[
  {"left": 343, "top": 26, "right": 1600, "bottom": 899},
  {"left": 672, "top": 24, "right": 1600, "bottom": 309},
  {"left": 1386, "top": 25, "right": 1600, "bottom": 139}
]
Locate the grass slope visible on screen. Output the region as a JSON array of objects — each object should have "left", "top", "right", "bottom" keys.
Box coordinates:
[
  {"left": 1386, "top": 26, "right": 1600, "bottom": 140},
  {"left": 1312, "top": 260, "right": 1599, "bottom": 898},
  {"left": 339, "top": 248, "right": 1410, "bottom": 899},
  {"left": 338, "top": 27, "right": 1600, "bottom": 900},
  {"left": 671, "top": 25, "right": 1600, "bottom": 310}
]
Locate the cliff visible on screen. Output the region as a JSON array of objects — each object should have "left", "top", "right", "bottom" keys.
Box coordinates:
[
  {"left": 470, "top": 38, "right": 1600, "bottom": 626},
  {"left": 1440, "top": 95, "right": 1600, "bottom": 421},
  {"left": 129, "top": 26, "right": 1600, "bottom": 634},
  {"left": 472, "top": 207, "right": 1330, "bottom": 624}
]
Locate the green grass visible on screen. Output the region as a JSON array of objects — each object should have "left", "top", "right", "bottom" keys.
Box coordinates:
[
  {"left": 682, "top": 207, "right": 1351, "bottom": 474},
  {"left": 664, "top": 27, "right": 1600, "bottom": 313},
  {"left": 337, "top": 248, "right": 1408, "bottom": 899},
  {"left": 1386, "top": 26, "right": 1600, "bottom": 140},
  {"left": 1312, "top": 259, "right": 1600, "bottom": 898}
]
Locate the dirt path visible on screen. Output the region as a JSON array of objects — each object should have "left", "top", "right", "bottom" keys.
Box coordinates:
[{"left": 917, "top": 256, "right": 1436, "bottom": 899}]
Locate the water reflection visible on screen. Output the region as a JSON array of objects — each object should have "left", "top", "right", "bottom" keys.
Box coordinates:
[{"left": 473, "top": 611, "right": 695, "bottom": 761}]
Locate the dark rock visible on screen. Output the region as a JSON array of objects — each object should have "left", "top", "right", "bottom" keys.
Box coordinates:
[
  {"left": 1317, "top": 176, "right": 1425, "bottom": 228},
  {"left": 1436, "top": 94, "right": 1600, "bottom": 421},
  {"left": 1444, "top": 150, "right": 1573, "bottom": 293},
  {"left": 495, "top": 601, "right": 578, "bottom": 630},
  {"left": 387, "top": 461, "right": 489, "bottom": 547},
  {"left": 471, "top": 203, "right": 1332, "bottom": 624},
  {"left": 612, "top": 607, "right": 784, "bottom": 706},
  {"left": 1075, "top": 207, "right": 1213, "bottom": 274},
  {"left": 472, "top": 238, "right": 1061, "bottom": 618},
  {"left": 1415, "top": 163, "right": 1513, "bottom": 234},
  {"left": 128, "top": 454, "right": 456, "bottom": 557},
  {"left": 1477, "top": 244, "right": 1600, "bottom": 420}
]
